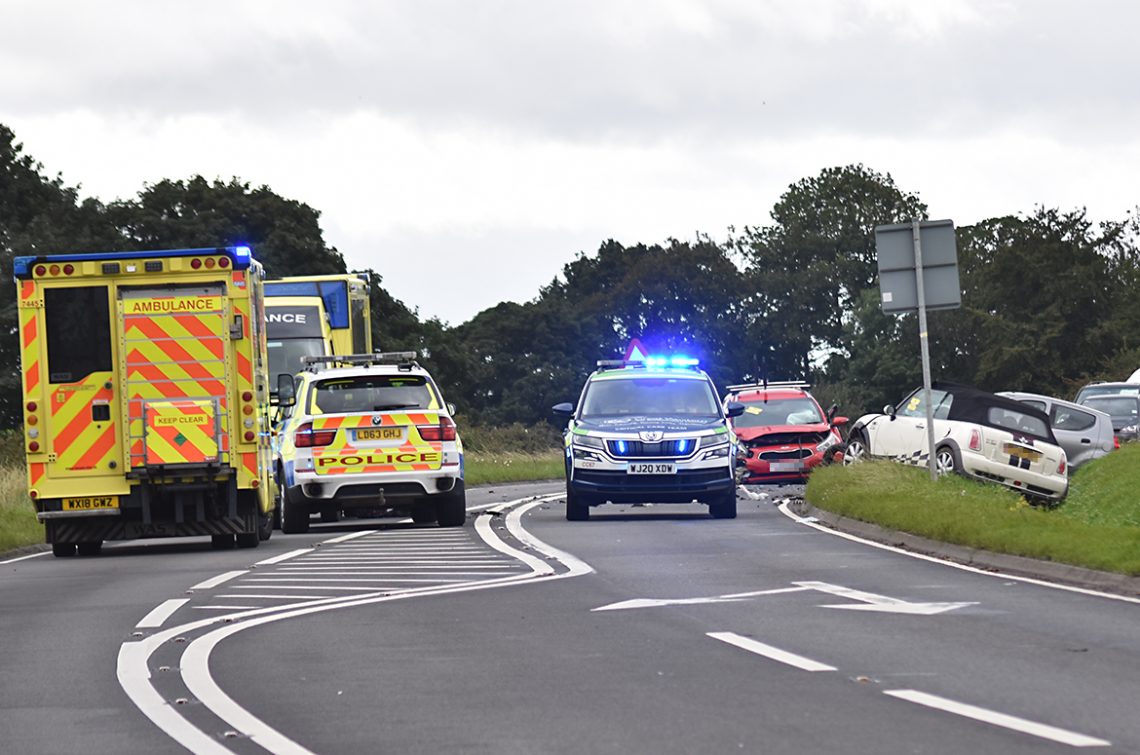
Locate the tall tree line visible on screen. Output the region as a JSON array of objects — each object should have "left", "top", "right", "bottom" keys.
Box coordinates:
[{"left": 3, "top": 122, "right": 1138, "bottom": 429}]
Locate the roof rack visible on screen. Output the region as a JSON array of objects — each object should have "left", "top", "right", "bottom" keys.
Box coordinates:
[
  {"left": 726, "top": 380, "right": 811, "bottom": 393},
  {"left": 302, "top": 351, "right": 419, "bottom": 370}
]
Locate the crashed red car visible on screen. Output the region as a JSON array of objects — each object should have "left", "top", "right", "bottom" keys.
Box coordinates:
[{"left": 725, "top": 382, "right": 848, "bottom": 484}]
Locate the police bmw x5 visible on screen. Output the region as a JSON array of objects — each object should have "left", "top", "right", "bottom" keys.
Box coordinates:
[
  {"left": 273, "top": 352, "right": 465, "bottom": 532},
  {"left": 552, "top": 356, "right": 745, "bottom": 521}
]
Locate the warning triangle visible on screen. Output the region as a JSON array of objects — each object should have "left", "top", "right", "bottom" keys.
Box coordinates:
[{"left": 624, "top": 339, "right": 649, "bottom": 362}]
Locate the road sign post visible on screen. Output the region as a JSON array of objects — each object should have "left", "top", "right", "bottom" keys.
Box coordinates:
[{"left": 875, "top": 219, "right": 960, "bottom": 481}]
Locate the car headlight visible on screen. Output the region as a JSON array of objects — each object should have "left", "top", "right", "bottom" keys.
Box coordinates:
[
  {"left": 572, "top": 434, "right": 605, "bottom": 450},
  {"left": 816, "top": 433, "right": 840, "bottom": 454},
  {"left": 1121, "top": 425, "right": 1138, "bottom": 437},
  {"left": 700, "top": 434, "right": 730, "bottom": 450}
]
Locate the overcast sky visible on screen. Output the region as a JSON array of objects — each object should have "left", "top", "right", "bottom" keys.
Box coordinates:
[{"left": 3, "top": 0, "right": 1138, "bottom": 324}]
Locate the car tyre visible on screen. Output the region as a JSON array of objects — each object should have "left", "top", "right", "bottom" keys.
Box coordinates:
[
  {"left": 843, "top": 432, "right": 869, "bottom": 465},
  {"left": 708, "top": 490, "right": 737, "bottom": 519},
  {"left": 435, "top": 481, "right": 467, "bottom": 527},
  {"left": 565, "top": 485, "right": 590, "bottom": 521},
  {"left": 281, "top": 487, "right": 311, "bottom": 534},
  {"left": 211, "top": 534, "right": 236, "bottom": 549},
  {"left": 935, "top": 444, "right": 962, "bottom": 477},
  {"left": 411, "top": 505, "right": 438, "bottom": 524}
]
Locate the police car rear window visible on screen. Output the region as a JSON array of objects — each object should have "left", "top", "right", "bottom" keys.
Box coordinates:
[{"left": 311, "top": 375, "right": 438, "bottom": 414}]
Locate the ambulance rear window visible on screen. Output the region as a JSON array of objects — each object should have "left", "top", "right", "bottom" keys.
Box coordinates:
[
  {"left": 311, "top": 375, "right": 439, "bottom": 414},
  {"left": 44, "top": 286, "right": 112, "bottom": 383}
]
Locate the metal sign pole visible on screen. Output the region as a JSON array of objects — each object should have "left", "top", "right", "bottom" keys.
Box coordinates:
[{"left": 912, "top": 219, "right": 938, "bottom": 481}]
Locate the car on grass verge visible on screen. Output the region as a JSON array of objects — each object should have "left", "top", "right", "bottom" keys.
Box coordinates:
[
  {"left": 273, "top": 352, "right": 465, "bottom": 533},
  {"left": 998, "top": 392, "right": 1116, "bottom": 469},
  {"left": 724, "top": 381, "right": 847, "bottom": 484},
  {"left": 1078, "top": 395, "right": 1140, "bottom": 444},
  {"left": 552, "top": 356, "right": 743, "bottom": 521},
  {"left": 844, "top": 382, "right": 1068, "bottom": 502}
]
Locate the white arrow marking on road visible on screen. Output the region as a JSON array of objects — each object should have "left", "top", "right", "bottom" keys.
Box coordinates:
[
  {"left": 593, "top": 586, "right": 811, "bottom": 611},
  {"left": 795, "top": 581, "right": 977, "bottom": 615}
]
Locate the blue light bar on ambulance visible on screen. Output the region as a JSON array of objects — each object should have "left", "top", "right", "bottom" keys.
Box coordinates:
[{"left": 13, "top": 246, "right": 254, "bottom": 278}]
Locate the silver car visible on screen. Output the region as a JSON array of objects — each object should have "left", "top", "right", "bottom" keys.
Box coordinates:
[{"left": 999, "top": 392, "right": 1115, "bottom": 469}]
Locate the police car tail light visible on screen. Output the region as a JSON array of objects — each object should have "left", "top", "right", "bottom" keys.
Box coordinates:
[
  {"left": 418, "top": 416, "right": 457, "bottom": 441},
  {"left": 295, "top": 422, "right": 335, "bottom": 447}
]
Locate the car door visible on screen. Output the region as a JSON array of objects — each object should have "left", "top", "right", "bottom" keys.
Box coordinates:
[
  {"left": 871, "top": 388, "right": 940, "bottom": 458},
  {"left": 1047, "top": 402, "right": 1111, "bottom": 467}
]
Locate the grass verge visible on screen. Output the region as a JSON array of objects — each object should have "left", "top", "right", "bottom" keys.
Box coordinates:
[
  {"left": 805, "top": 445, "right": 1140, "bottom": 576},
  {"left": 0, "top": 464, "right": 42, "bottom": 554},
  {"left": 464, "top": 450, "right": 563, "bottom": 487}
]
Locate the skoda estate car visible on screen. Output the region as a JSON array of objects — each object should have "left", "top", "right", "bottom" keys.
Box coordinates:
[
  {"left": 553, "top": 357, "right": 743, "bottom": 520},
  {"left": 844, "top": 382, "right": 1068, "bottom": 502}
]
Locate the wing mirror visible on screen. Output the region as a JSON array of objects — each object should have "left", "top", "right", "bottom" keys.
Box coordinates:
[
  {"left": 276, "top": 374, "right": 296, "bottom": 407},
  {"left": 884, "top": 404, "right": 896, "bottom": 420},
  {"left": 725, "top": 400, "right": 746, "bottom": 418},
  {"left": 552, "top": 402, "right": 575, "bottom": 418}
]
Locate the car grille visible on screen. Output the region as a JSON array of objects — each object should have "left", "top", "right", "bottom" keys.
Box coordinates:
[
  {"left": 758, "top": 448, "right": 814, "bottom": 461},
  {"left": 606, "top": 438, "right": 696, "bottom": 458}
]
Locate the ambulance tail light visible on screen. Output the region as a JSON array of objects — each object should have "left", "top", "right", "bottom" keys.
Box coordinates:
[
  {"left": 295, "top": 422, "right": 335, "bottom": 448},
  {"left": 418, "top": 416, "right": 457, "bottom": 442}
]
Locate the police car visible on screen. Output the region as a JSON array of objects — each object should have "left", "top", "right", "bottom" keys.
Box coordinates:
[
  {"left": 552, "top": 357, "right": 744, "bottom": 520},
  {"left": 273, "top": 352, "right": 465, "bottom": 532}
]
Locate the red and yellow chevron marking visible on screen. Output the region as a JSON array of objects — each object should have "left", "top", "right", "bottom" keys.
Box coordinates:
[
  {"left": 49, "top": 374, "right": 117, "bottom": 473},
  {"left": 143, "top": 400, "right": 218, "bottom": 465},
  {"left": 28, "top": 462, "right": 45, "bottom": 487},
  {"left": 121, "top": 296, "right": 230, "bottom": 467},
  {"left": 310, "top": 412, "right": 443, "bottom": 475}
]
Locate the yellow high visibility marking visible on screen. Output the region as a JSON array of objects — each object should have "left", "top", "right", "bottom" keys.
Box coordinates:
[{"left": 122, "top": 296, "right": 222, "bottom": 314}]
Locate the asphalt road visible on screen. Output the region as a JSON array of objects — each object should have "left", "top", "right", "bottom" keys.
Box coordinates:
[{"left": 2, "top": 481, "right": 1138, "bottom": 754}]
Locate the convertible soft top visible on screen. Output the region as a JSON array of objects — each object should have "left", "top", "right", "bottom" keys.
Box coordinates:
[{"left": 934, "top": 381, "right": 1059, "bottom": 445}]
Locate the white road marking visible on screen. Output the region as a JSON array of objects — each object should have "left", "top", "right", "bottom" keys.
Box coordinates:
[
  {"left": 795, "top": 580, "right": 977, "bottom": 615},
  {"left": 119, "top": 494, "right": 588, "bottom": 753},
  {"left": 707, "top": 632, "right": 837, "bottom": 672},
  {"left": 194, "top": 605, "right": 261, "bottom": 610},
  {"left": 594, "top": 586, "right": 810, "bottom": 611},
  {"left": 883, "top": 689, "right": 1111, "bottom": 748},
  {"left": 254, "top": 549, "right": 312, "bottom": 565},
  {"left": 0, "top": 551, "right": 50, "bottom": 565},
  {"left": 320, "top": 530, "right": 376, "bottom": 544},
  {"left": 136, "top": 599, "right": 189, "bottom": 628},
  {"left": 779, "top": 502, "right": 1140, "bottom": 606},
  {"left": 214, "top": 593, "right": 336, "bottom": 600},
  {"left": 189, "top": 571, "right": 247, "bottom": 590}
]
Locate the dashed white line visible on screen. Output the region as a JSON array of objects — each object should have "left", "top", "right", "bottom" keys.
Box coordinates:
[
  {"left": 189, "top": 570, "right": 247, "bottom": 590},
  {"left": 883, "top": 689, "right": 1111, "bottom": 748},
  {"left": 136, "top": 599, "right": 189, "bottom": 628},
  {"left": 707, "top": 632, "right": 837, "bottom": 672}
]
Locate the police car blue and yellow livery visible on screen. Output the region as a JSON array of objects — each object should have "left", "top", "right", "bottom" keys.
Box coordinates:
[
  {"left": 273, "top": 352, "right": 465, "bottom": 532},
  {"left": 552, "top": 356, "right": 744, "bottom": 520}
]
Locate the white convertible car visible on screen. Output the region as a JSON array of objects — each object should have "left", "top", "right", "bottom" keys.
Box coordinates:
[{"left": 843, "top": 382, "right": 1068, "bottom": 502}]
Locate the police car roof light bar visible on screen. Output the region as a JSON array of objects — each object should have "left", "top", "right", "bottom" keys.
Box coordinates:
[
  {"left": 726, "top": 380, "right": 812, "bottom": 393},
  {"left": 302, "top": 351, "right": 419, "bottom": 369}
]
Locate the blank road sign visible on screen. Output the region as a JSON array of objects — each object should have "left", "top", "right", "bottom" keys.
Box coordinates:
[{"left": 876, "top": 220, "right": 961, "bottom": 313}]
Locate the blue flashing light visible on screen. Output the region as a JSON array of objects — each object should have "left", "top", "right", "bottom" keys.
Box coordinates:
[
  {"left": 676, "top": 439, "right": 690, "bottom": 454},
  {"left": 670, "top": 356, "right": 699, "bottom": 367},
  {"left": 233, "top": 245, "right": 252, "bottom": 263},
  {"left": 615, "top": 440, "right": 628, "bottom": 455}
]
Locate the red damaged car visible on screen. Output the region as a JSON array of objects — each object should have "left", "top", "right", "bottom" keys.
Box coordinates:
[{"left": 725, "top": 382, "right": 848, "bottom": 484}]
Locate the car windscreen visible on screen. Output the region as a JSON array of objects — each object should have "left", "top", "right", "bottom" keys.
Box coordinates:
[
  {"left": 733, "top": 397, "right": 823, "bottom": 428},
  {"left": 310, "top": 375, "right": 438, "bottom": 414},
  {"left": 579, "top": 376, "right": 719, "bottom": 417},
  {"left": 268, "top": 338, "right": 326, "bottom": 380}
]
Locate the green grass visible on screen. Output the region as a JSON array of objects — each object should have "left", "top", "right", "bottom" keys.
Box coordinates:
[
  {"left": 806, "top": 445, "right": 1140, "bottom": 576},
  {"left": 0, "top": 464, "right": 42, "bottom": 553},
  {"left": 464, "top": 450, "right": 564, "bottom": 486}
]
